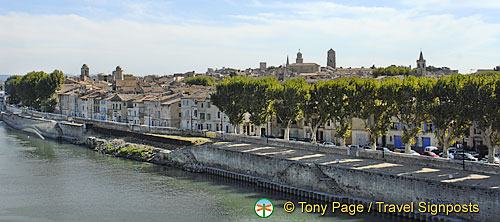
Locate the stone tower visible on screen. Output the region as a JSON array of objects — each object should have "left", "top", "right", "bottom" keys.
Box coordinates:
[
  {"left": 296, "top": 50, "right": 303, "bottom": 64},
  {"left": 327, "top": 49, "right": 336, "bottom": 68},
  {"left": 81, "top": 64, "right": 90, "bottom": 81},
  {"left": 286, "top": 55, "right": 290, "bottom": 66},
  {"left": 416, "top": 51, "right": 427, "bottom": 76},
  {"left": 113, "top": 66, "right": 124, "bottom": 81}
]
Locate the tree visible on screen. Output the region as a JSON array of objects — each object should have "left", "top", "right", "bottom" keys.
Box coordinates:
[
  {"left": 301, "top": 81, "right": 330, "bottom": 143},
  {"left": 186, "top": 76, "right": 215, "bottom": 86},
  {"left": 351, "top": 78, "right": 394, "bottom": 150},
  {"left": 5, "top": 75, "right": 22, "bottom": 104},
  {"left": 210, "top": 77, "right": 246, "bottom": 133},
  {"left": 388, "top": 76, "right": 432, "bottom": 153},
  {"left": 320, "top": 78, "right": 354, "bottom": 146},
  {"left": 273, "top": 78, "right": 309, "bottom": 141},
  {"left": 428, "top": 75, "right": 470, "bottom": 158},
  {"left": 243, "top": 77, "right": 279, "bottom": 136},
  {"left": 4, "top": 70, "right": 65, "bottom": 112},
  {"left": 372, "top": 66, "right": 412, "bottom": 77},
  {"left": 471, "top": 75, "right": 500, "bottom": 163}
]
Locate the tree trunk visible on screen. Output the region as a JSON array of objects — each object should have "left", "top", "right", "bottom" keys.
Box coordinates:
[
  {"left": 442, "top": 137, "right": 450, "bottom": 158},
  {"left": 488, "top": 145, "right": 497, "bottom": 164},
  {"left": 371, "top": 135, "right": 377, "bottom": 150},
  {"left": 405, "top": 142, "right": 411, "bottom": 154},
  {"left": 310, "top": 124, "right": 319, "bottom": 143},
  {"left": 284, "top": 120, "right": 291, "bottom": 141},
  {"left": 340, "top": 137, "right": 346, "bottom": 147},
  {"left": 481, "top": 126, "right": 494, "bottom": 163}
]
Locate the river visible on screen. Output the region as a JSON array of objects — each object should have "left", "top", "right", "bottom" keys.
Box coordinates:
[{"left": 0, "top": 122, "right": 408, "bottom": 222}]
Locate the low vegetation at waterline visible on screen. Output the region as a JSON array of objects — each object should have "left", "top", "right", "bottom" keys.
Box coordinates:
[{"left": 103, "top": 142, "right": 156, "bottom": 160}]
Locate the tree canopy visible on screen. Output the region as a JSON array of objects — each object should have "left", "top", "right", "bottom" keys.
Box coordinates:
[
  {"left": 5, "top": 70, "right": 65, "bottom": 112},
  {"left": 186, "top": 76, "right": 215, "bottom": 86}
]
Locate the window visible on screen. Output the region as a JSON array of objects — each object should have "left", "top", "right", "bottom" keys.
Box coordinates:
[
  {"left": 178, "top": 112, "right": 181, "bottom": 117},
  {"left": 217, "top": 112, "right": 220, "bottom": 119},
  {"left": 134, "top": 111, "right": 137, "bottom": 117},
  {"left": 201, "top": 103, "right": 204, "bottom": 108},
  {"left": 200, "top": 113, "right": 205, "bottom": 120},
  {"left": 194, "top": 110, "right": 198, "bottom": 117},
  {"left": 207, "top": 102, "right": 211, "bottom": 108},
  {"left": 194, "top": 100, "right": 198, "bottom": 104},
  {"left": 207, "top": 113, "right": 211, "bottom": 120}
]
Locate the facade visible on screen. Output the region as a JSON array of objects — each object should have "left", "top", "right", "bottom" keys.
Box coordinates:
[{"left": 180, "top": 93, "right": 234, "bottom": 133}]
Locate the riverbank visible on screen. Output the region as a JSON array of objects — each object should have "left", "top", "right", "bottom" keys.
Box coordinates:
[{"left": 1, "top": 111, "right": 499, "bottom": 222}]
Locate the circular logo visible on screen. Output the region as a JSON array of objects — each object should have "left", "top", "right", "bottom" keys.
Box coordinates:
[{"left": 254, "top": 198, "right": 274, "bottom": 218}]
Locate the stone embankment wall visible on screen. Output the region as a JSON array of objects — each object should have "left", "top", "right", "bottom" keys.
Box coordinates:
[
  {"left": 1, "top": 111, "right": 85, "bottom": 142},
  {"left": 85, "top": 137, "right": 499, "bottom": 222},
  {"left": 72, "top": 117, "right": 499, "bottom": 175}
]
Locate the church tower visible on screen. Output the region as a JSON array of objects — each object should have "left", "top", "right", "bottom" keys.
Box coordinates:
[
  {"left": 327, "top": 49, "right": 336, "bottom": 68},
  {"left": 286, "top": 55, "right": 290, "bottom": 66},
  {"left": 112, "top": 66, "right": 124, "bottom": 81},
  {"left": 81, "top": 64, "right": 90, "bottom": 81},
  {"left": 416, "top": 51, "right": 427, "bottom": 76},
  {"left": 296, "top": 50, "right": 303, "bottom": 64}
]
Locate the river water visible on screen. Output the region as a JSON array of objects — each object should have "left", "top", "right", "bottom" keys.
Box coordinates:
[{"left": 0, "top": 123, "right": 407, "bottom": 222}]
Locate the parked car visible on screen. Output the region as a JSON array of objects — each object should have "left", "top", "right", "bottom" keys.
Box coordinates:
[
  {"left": 363, "top": 145, "right": 372, "bottom": 150},
  {"left": 438, "top": 152, "right": 454, "bottom": 159},
  {"left": 424, "top": 146, "right": 438, "bottom": 153},
  {"left": 480, "top": 156, "right": 500, "bottom": 164},
  {"left": 376, "top": 147, "right": 392, "bottom": 152},
  {"left": 323, "top": 142, "right": 336, "bottom": 146},
  {"left": 468, "top": 151, "right": 480, "bottom": 158},
  {"left": 410, "top": 150, "right": 420, "bottom": 156},
  {"left": 447, "top": 147, "right": 457, "bottom": 154},
  {"left": 421, "top": 151, "right": 439, "bottom": 157},
  {"left": 395, "top": 148, "right": 419, "bottom": 155},
  {"left": 453, "top": 153, "right": 478, "bottom": 161}
]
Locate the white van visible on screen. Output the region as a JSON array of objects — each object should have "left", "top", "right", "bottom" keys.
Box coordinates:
[{"left": 424, "top": 146, "right": 438, "bottom": 152}]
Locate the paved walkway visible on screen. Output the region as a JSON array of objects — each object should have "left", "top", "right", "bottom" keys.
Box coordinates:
[{"left": 211, "top": 142, "right": 500, "bottom": 189}]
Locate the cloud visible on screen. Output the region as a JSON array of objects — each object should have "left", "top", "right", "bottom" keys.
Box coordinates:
[{"left": 0, "top": 1, "right": 499, "bottom": 75}]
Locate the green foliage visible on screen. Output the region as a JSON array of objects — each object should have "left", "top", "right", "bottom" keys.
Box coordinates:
[
  {"left": 210, "top": 73, "right": 500, "bottom": 162},
  {"left": 372, "top": 65, "right": 413, "bottom": 77},
  {"left": 5, "top": 75, "right": 22, "bottom": 104},
  {"left": 5, "top": 70, "right": 65, "bottom": 112},
  {"left": 211, "top": 76, "right": 249, "bottom": 132},
  {"left": 186, "top": 76, "right": 215, "bottom": 86},
  {"left": 319, "top": 78, "right": 355, "bottom": 145},
  {"left": 243, "top": 77, "right": 280, "bottom": 128},
  {"left": 273, "top": 78, "right": 310, "bottom": 140}
]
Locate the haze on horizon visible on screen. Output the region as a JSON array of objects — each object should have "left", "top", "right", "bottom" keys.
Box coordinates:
[{"left": 1, "top": 0, "right": 499, "bottom": 76}]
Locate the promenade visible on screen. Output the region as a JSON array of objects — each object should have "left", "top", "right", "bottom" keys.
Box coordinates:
[{"left": 211, "top": 141, "right": 500, "bottom": 189}]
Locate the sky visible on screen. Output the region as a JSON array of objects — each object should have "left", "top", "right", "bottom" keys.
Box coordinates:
[{"left": 0, "top": 0, "right": 499, "bottom": 76}]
